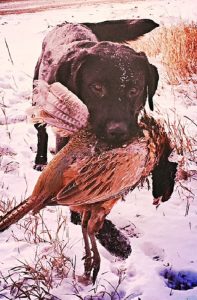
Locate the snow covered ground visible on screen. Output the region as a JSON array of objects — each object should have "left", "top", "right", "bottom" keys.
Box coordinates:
[{"left": 0, "top": 0, "right": 196, "bottom": 299}]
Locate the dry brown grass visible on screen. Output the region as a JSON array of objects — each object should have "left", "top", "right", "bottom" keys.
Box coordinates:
[
  {"left": 163, "top": 112, "right": 195, "bottom": 156},
  {"left": 129, "top": 21, "right": 197, "bottom": 84},
  {"left": 0, "top": 195, "right": 17, "bottom": 215},
  {"left": 0, "top": 209, "right": 73, "bottom": 299}
]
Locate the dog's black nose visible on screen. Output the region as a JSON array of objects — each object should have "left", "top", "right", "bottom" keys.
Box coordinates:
[{"left": 106, "top": 121, "right": 129, "bottom": 143}]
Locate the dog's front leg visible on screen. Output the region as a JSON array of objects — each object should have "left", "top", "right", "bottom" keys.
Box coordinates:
[{"left": 34, "top": 123, "right": 48, "bottom": 171}]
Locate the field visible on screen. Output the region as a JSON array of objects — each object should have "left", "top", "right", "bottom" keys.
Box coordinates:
[{"left": 0, "top": 0, "right": 196, "bottom": 299}]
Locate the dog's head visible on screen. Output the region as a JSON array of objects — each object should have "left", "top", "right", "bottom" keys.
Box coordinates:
[{"left": 56, "top": 42, "right": 159, "bottom": 145}]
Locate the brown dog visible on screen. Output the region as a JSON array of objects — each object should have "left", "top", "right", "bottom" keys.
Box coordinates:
[{"left": 33, "top": 19, "right": 159, "bottom": 170}]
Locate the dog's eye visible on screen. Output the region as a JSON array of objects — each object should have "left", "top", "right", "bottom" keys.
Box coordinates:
[
  {"left": 90, "top": 83, "right": 105, "bottom": 98},
  {"left": 128, "top": 87, "right": 138, "bottom": 97}
]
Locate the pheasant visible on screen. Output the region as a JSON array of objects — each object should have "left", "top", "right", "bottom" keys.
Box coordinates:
[{"left": 0, "top": 81, "right": 177, "bottom": 283}]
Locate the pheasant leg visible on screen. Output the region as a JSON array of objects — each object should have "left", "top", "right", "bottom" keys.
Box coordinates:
[
  {"left": 89, "top": 232, "right": 100, "bottom": 284},
  {"left": 81, "top": 211, "right": 92, "bottom": 279}
]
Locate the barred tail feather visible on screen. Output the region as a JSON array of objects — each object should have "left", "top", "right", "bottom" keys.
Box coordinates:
[
  {"left": 0, "top": 197, "right": 36, "bottom": 232},
  {"left": 30, "top": 80, "right": 89, "bottom": 136}
]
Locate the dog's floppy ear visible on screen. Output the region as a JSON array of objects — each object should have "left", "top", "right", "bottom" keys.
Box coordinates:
[
  {"left": 56, "top": 42, "right": 96, "bottom": 94},
  {"left": 147, "top": 64, "right": 159, "bottom": 111},
  {"left": 138, "top": 51, "right": 159, "bottom": 111},
  {"left": 55, "top": 51, "right": 89, "bottom": 94},
  {"left": 69, "top": 51, "right": 91, "bottom": 93}
]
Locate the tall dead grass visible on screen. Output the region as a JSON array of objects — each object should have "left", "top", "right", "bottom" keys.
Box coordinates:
[
  {"left": 0, "top": 209, "right": 73, "bottom": 299},
  {"left": 129, "top": 21, "right": 197, "bottom": 84}
]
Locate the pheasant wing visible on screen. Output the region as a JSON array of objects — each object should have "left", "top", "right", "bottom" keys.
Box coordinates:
[
  {"left": 56, "top": 138, "right": 150, "bottom": 206},
  {"left": 29, "top": 80, "right": 89, "bottom": 136}
]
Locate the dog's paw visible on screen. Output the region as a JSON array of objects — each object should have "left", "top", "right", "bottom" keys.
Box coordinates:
[
  {"left": 33, "top": 163, "right": 47, "bottom": 171},
  {"left": 96, "top": 219, "right": 132, "bottom": 259}
]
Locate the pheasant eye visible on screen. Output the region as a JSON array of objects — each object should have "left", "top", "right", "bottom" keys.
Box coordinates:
[{"left": 90, "top": 83, "right": 105, "bottom": 98}]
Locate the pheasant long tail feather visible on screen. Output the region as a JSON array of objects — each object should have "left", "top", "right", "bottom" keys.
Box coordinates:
[{"left": 0, "top": 196, "right": 36, "bottom": 232}]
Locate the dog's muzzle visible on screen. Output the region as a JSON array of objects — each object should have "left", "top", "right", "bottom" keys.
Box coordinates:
[{"left": 105, "top": 121, "right": 130, "bottom": 144}]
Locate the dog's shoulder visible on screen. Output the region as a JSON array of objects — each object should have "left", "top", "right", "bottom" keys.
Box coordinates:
[
  {"left": 37, "top": 22, "right": 97, "bottom": 83},
  {"left": 43, "top": 22, "right": 97, "bottom": 50}
]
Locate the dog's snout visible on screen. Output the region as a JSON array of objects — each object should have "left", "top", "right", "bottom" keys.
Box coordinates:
[{"left": 106, "top": 121, "right": 129, "bottom": 143}]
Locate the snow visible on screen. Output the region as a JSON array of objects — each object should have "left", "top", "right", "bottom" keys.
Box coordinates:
[{"left": 0, "top": 0, "right": 196, "bottom": 299}]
